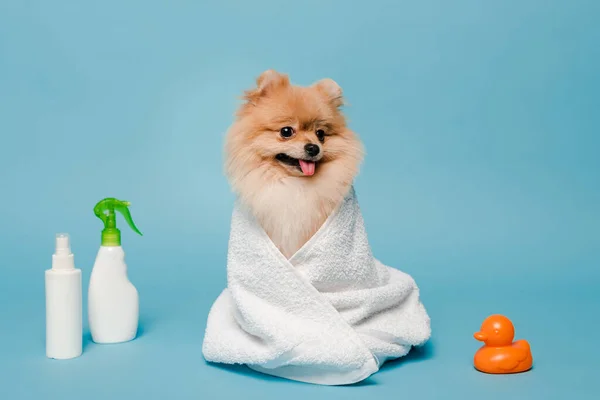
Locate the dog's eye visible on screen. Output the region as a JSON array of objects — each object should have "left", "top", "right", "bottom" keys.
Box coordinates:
[
  {"left": 316, "top": 129, "right": 325, "bottom": 143},
  {"left": 280, "top": 126, "right": 294, "bottom": 138}
]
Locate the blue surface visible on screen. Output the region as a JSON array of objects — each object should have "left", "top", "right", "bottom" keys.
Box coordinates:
[{"left": 1, "top": 0, "right": 599, "bottom": 399}]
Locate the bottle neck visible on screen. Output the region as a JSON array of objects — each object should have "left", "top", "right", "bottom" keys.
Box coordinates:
[
  {"left": 101, "top": 228, "right": 121, "bottom": 246},
  {"left": 100, "top": 209, "right": 122, "bottom": 246},
  {"left": 52, "top": 253, "right": 75, "bottom": 270}
]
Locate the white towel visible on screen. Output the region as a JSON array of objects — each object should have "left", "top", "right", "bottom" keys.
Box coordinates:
[{"left": 202, "top": 186, "right": 431, "bottom": 385}]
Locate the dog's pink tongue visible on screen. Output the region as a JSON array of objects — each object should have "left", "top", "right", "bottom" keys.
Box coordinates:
[{"left": 299, "top": 160, "right": 315, "bottom": 176}]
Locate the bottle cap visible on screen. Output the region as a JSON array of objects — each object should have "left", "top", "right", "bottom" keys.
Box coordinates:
[{"left": 52, "top": 233, "right": 75, "bottom": 270}]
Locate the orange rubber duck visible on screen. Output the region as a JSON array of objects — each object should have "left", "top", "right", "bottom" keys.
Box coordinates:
[{"left": 473, "top": 314, "right": 533, "bottom": 374}]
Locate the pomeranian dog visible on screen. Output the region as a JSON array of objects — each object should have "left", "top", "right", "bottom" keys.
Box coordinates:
[{"left": 224, "top": 70, "right": 364, "bottom": 259}]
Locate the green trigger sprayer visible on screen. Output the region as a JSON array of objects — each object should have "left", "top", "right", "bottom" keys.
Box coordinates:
[{"left": 93, "top": 198, "right": 143, "bottom": 246}]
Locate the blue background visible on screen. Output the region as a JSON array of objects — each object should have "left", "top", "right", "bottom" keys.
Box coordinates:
[{"left": 1, "top": 0, "right": 599, "bottom": 399}]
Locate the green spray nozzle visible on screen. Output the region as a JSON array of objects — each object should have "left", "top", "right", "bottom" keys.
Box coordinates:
[{"left": 94, "top": 198, "right": 142, "bottom": 246}]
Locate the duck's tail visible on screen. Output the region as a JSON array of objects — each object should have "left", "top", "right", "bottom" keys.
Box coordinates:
[
  {"left": 513, "top": 339, "right": 533, "bottom": 364},
  {"left": 513, "top": 339, "right": 531, "bottom": 352}
]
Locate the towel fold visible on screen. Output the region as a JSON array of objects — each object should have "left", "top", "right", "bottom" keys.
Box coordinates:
[{"left": 202, "top": 187, "right": 431, "bottom": 385}]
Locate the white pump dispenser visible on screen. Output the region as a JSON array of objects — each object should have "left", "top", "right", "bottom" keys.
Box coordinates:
[{"left": 45, "top": 233, "right": 82, "bottom": 359}]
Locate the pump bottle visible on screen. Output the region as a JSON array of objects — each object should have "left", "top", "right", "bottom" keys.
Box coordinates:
[
  {"left": 88, "top": 198, "right": 142, "bottom": 344},
  {"left": 45, "top": 233, "right": 82, "bottom": 359}
]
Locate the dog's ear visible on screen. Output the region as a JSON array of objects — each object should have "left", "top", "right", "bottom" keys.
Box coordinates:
[
  {"left": 242, "top": 70, "right": 289, "bottom": 105},
  {"left": 256, "top": 69, "right": 289, "bottom": 91},
  {"left": 313, "top": 78, "right": 344, "bottom": 108}
]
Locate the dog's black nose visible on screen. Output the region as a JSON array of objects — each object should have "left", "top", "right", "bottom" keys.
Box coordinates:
[{"left": 304, "top": 144, "right": 320, "bottom": 157}]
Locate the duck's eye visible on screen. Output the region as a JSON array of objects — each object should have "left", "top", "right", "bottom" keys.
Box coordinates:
[
  {"left": 280, "top": 126, "right": 294, "bottom": 138},
  {"left": 316, "top": 129, "right": 325, "bottom": 143}
]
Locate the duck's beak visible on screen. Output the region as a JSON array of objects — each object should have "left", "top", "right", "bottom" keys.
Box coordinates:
[{"left": 474, "top": 332, "right": 487, "bottom": 342}]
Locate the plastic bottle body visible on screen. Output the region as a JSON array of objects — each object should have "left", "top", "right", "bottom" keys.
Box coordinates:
[
  {"left": 88, "top": 246, "right": 139, "bottom": 343},
  {"left": 45, "top": 268, "right": 82, "bottom": 359}
]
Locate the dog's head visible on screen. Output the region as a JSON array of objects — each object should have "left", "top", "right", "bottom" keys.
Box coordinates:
[{"left": 225, "top": 70, "right": 363, "bottom": 186}]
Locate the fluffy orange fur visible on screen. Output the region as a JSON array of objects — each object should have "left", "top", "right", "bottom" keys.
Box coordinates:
[{"left": 224, "top": 70, "right": 364, "bottom": 259}]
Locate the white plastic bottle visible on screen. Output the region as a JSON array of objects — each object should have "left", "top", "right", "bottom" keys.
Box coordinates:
[
  {"left": 45, "top": 233, "right": 82, "bottom": 359},
  {"left": 88, "top": 198, "right": 143, "bottom": 344}
]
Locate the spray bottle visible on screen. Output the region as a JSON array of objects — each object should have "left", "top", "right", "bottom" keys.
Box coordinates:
[
  {"left": 88, "top": 198, "right": 142, "bottom": 344},
  {"left": 45, "top": 233, "right": 82, "bottom": 359}
]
